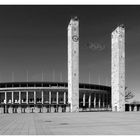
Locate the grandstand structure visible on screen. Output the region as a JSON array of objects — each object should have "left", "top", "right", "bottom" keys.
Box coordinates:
[{"left": 0, "top": 82, "right": 111, "bottom": 113}]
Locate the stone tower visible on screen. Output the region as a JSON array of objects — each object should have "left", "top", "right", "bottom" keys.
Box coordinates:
[
  {"left": 68, "top": 17, "right": 79, "bottom": 112},
  {"left": 111, "top": 25, "right": 125, "bottom": 112}
]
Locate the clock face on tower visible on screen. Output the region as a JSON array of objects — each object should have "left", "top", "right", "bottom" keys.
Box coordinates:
[{"left": 72, "top": 35, "right": 79, "bottom": 42}]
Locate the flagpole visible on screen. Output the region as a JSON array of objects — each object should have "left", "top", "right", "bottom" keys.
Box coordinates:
[
  {"left": 60, "top": 71, "right": 63, "bottom": 82},
  {"left": 98, "top": 74, "right": 100, "bottom": 85},
  {"left": 12, "top": 72, "right": 14, "bottom": 82},
  {"left": 26, "top": 70, "right": 28, "bottom": 82},
  {"left": 52, "top": 69, "right": 55, "bottom": 82},
  {"left": 42, "top": 71, "right": 44, "bottom": 82},
  {"left": 88, "top": 72, "right": 91, "bottom": 84}
]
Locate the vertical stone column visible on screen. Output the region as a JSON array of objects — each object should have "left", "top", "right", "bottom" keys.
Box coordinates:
[
  {"left": 68, "top": 17, "right": 79, "bottom": 112},
  {"left": 49, "top": 91, "right": 51, "bottom": 112},
  {"left": 129, "top": 105, "right": 132, "bottom": 112},
  {"left": 4, "top": 92, "right": 7, "bottom": 104},
  {"left": 103, "top": 94, "right": 105, "bottom": 108},
  {"left": 83, "top": 93, "right": 85, "bottom": 107},
  {"left": 88, "top": 93, "right": 91, "bottom": 109},
  {"left": 34, "top": 91, "right": 36, "bottom": 104},
  {"left": 64, "top": 92, "right": 66, "bottom": 104},
  {"left": 98, "top": 94, "right": 101, "bottom": 108},
  {"left": 26, "top": 91, "right": 28, "bottom": 104},
  {"left": 106, "top": 94, "right": 109, "bottom": 108},
  {"left": 111, "top": 25, "right": 125, "bottom": 112},
  {"left": 12, "top": 91, "right": 14, "bottom": 104},
  {"left": 56, "top": 92, "right": 59, "bottom": 104},
  {"left": 49, "top": 91, "right": 51, "bottom": 104},
  {"left": 134, "top": 105, "right": 137, "bottom": 111},
  {"left": 94, "top": 93, "right": 96, "bottom": 108},
  {"left": 108, "top": 94, "right": 111, "bottom": 109},
  {"left": 41, "top": 90, "right": 44, "bottom": 104},
  {"left": 19, "top": 91, "right": 21, "bottom": 104},
  {"left": 105, "top": 94, "right": 107, "bottom": 108},
  {"left": 4, "top": 92, "right": 7, "bottom": 113}
]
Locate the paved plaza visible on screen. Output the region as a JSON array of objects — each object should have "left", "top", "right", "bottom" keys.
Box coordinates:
[{"left": 0, "top": 112, "right": 140, "bottom": 135}]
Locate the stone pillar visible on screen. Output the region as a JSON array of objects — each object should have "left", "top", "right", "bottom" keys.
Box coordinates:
[
  {"left": 34, "top": 91, "right": 36, "bottom": 104},
  {"left": 19, "top": 91, "right": 21, "bottom": 104},
  {"left": 111, "top": 25, "right": 125, "bottom": 112},
  {"left": 98, "top": 95, "right": 101, "bottom": 108},
  {"left": 94, "top": 93, "right": 96, "bottom": 108},
  {"left": 103, "top": 94, "right": 105, "bottom": 108},
  {"left": 49, "top": 91, "right": 51, "bottom": 112},
  {"left": 63, "top": 92, "right": 66, "bottom": 113},
  {"left": 64, "top": 92, "right": 66, "bottom": 104},
  {"left": 88, "top": 93, "right": 91, "bottom": 109},
  {"left": 4, "top": 92, "right": 7, "bottom": 104},
  {"left": 107, "top": 94, "right": 110, "bottom": 108},
  {"left": 12, "top": 91, "right": 14, "bottom": 104},
  {"left": 68, "top": 17, "right": 79, "bottom": 112},
  {"left": 129, "top": 105, "right": 132, "bottom": 111},
  {"left": 26, "top": 91, "right": 28, "bottom": 104},
  {"left": 56, "top": 92, "right": 59, "bottom": 104},
  {"left": 134, "top": 105, "right": 137, "bottom": 111},
  {"left": 4, "top": 92, "right": 7, "bottom": 113},
  {"left": 41, "top": 90, "right": 44, "bottom": 104},
  {"left": 83, "top": 93, "right": 85, "bottom": 107},
  {"left": 49, "top": 91, "right": 51, "bottom": 104}
]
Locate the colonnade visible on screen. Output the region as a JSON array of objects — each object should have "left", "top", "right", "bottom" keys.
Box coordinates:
[
  {"left": 81, "top": 92, "right": 111, "bottom": 111},
  {"left": 0, "top": 90, "right": 112, "bottom": 113},
  {"left": 0, "top": 90, "right": 69, "bottom": 114},
  {"left": 2, "top": 90, "right": 140, "bottom": 113},
  {"left": 2, "top": 90, "right": 67, "bottom": 105},
  {"left": 128, "top": 104, "right": 140, "bottom": 112}
]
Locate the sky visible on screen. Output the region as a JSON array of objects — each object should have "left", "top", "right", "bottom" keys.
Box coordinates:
[{"left": 0, "top": 5, "right": 140, "bottom": 101}]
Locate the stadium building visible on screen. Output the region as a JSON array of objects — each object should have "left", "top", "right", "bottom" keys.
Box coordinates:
[
  {"left": 0, "top": 82, "right": 111, "bottom": 113},
  {"left": 0, "top": 17, "right": 139, "bottom": 114}
]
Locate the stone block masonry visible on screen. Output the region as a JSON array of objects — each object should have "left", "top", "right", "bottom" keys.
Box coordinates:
[
  {"left": 68, "top": 17, "right": 79, "bottom": 112},
  {"left": 111, "top": 25, "right": 125, "bottom": 111}
]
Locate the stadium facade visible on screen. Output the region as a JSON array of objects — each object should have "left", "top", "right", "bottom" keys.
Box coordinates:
[
  {"left": 0, "top": 82, "right": 112, "bottom": 113},
  {"left": 0, "top": 17, "right": 139, "bottom": 113}
]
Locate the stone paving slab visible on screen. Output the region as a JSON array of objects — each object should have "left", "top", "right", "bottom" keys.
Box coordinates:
[{"left": 0, "top": 112, "right": 140, "bottom": 135}]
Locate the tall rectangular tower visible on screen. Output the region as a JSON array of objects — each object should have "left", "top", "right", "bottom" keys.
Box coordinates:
[
  {"left": 111, "top": 25, "right": 125, "bottom": 112},
  {"left": 68, "top": 17, "right": 79, "bottom": 112}
]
